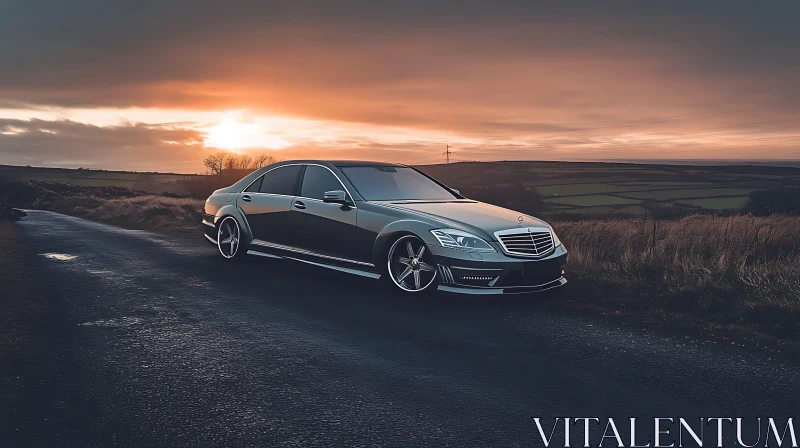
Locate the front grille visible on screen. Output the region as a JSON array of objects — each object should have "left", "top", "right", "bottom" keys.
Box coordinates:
[{"left": 495, "top": 227, "right": 555, "bottom": 258}]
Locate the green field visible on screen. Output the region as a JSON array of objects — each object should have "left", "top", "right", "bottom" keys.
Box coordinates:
[
  {"left": 677, "top": 196, "right": 751, "bottom": 210},
  {"left": 613, "top": 181, "right": 715, "bottom": 186},
  {"left": 0, "top": 165, "right": 194, "bottom": 195},
  {"left": 419, "top": 161, "right": 800, "bottom": 216},
  {"left": 618, "top": 188, "right": 755, "bottom": 200},
  {"left": 553, "top": 204, "right": 649, "bottom": 215},
  {"left": 522, "top": 176, "right": 646, "bottom": 187},
  {"left": 545, "top": 194, "right": 641, "bottom": 207},
  {"left": 532, "top": 182, "right": 709, "bottom": 197}
]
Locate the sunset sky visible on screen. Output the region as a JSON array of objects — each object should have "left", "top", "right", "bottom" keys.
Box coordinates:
[{"left": 1, "top": 1, "right": 799, "bottom": 172}]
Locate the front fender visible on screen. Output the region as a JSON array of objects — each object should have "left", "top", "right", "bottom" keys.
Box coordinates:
[{"left": 371, "top": 219, "right": 442, "bottom": 268}]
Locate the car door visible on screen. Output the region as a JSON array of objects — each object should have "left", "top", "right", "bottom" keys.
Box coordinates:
[
  {"left": 237, "top": 164, "right": 302, "bottom": 247},
  {"left": 289, "top": 164, "right": 360, "bottom": 262}
]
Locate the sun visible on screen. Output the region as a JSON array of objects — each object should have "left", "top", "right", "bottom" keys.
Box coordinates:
[
  {"left": 204, "top": 118, "right": 292, "bottom": 151},
  {"left": 205, "top": 118, "right": 251, "bottom": 150}
]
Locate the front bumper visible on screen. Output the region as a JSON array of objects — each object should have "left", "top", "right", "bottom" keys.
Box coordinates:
[{"left": 430, "top": 244, "right": 568, "bottom": 295}]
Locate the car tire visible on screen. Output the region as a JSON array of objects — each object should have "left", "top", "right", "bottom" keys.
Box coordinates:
[
  {"left": 386, "top": 235, "right": 438, "bottom": 293},
  {"left": 217, "top": 216, "right": 247, "bottom": 260}
]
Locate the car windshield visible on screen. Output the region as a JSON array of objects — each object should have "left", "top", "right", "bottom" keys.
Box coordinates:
[{"left": 340, "top": 166, "right": 458, "bottom": 201}]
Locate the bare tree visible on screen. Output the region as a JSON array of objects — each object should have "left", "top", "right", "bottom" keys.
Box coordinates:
[
  {"left": 223, "top": 154, "right": 253, "bottom": 171},
  {"left": 203, "top": 151, "right": 227, "bottom": 175},
  {"left": 253, "top": 154, "right": 278, "bottom": 169},
  {"left": 203, "top": 151, "right": 280, "bottom": 175},
  {"left": 238, "top": 154, "right": 254, "bottom": 170}
]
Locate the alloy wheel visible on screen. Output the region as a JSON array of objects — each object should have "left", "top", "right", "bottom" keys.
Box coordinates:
[
  {"left": 387, "top": 235, "right": 437, "bottom": 292},
  {"left": 217, "top": 216, "right": 241, "bottom": 259}
]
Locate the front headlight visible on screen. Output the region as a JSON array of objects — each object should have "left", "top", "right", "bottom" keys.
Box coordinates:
[
  {"left": 551, "top": 228, "right": 562, "bottom": 247},
  {"left": 430, "top": 229, "right": 496, "bottom": 253}
]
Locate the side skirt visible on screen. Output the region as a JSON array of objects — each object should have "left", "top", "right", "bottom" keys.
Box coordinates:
[
  {"left": 246, "top": 249, "right": 281, "bottom": 259},
  {"left": 250, "top": 239, "right": 375, "bottom": 268},
  {"left": 246, "top": 249, "right": 382, "bottom": 280}
]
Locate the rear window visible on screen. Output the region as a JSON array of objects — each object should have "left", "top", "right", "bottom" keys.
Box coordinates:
[
  {"left": 244, "top": 176, "right": 262, "bottom": 193},
  {"left": 259, "top": 165, "right": 302, "bottom": 195}
]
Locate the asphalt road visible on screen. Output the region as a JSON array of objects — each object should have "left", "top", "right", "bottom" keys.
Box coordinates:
[{"left": 4, "top": 210, "right": 799, "bottom": 447}]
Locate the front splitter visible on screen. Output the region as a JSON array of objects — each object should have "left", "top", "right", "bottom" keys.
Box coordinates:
[{"left": 437, "top": 277, "right": 567, "bottom": 295}]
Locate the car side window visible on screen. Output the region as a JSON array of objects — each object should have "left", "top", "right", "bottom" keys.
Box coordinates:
[
  {"left": 259, "top": 165, "right": 302, "bottom": 195},
  {"left": 300, "top": 165, "right": 345, "bottom": 200},
  {"left": 244, "top": 175, "right": 263, "bottom": 193}
]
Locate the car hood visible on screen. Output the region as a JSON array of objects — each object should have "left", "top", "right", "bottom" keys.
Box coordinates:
[{"left": 372, "top": 200, "right": 549, "bottom": 240}]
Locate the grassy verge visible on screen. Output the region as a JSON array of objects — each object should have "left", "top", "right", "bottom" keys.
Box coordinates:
[
  {"left": 551, "top": 215, "right": 800, "bottom": 351},
  {"left": 36, "top": 194, "right": 205, "bottom": 234},
  {"left": 2, "top": 181, "right": 204, "bottom": 234}
]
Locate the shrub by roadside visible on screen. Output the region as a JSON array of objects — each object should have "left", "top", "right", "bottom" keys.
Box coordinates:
[
  {"left": 554, "top": 214, "right": 800, "bottom": 347},
  {"left": 0, "top": 199, "right": 26, "bottom": 221},
  {"left": 45, "top": 194, "right": 205, "bottom": 234},
  {"left": 1, "top": 181, "right": 204, "bottom": 234}
]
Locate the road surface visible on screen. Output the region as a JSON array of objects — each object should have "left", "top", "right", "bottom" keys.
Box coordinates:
[{"left": 3, "top": 210, "right": 798, "bottom": 447}]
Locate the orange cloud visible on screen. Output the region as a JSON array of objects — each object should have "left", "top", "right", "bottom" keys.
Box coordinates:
[{"left": 1, "top": 2, "right": 799, "bottom": 169}]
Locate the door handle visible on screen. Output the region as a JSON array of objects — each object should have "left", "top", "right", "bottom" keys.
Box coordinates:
[
  {"left": 242, "top": 195, "right": 252, "bottom": 202},
  {"left": 294, "top": 200, "right": 306, "bottom": 209}
]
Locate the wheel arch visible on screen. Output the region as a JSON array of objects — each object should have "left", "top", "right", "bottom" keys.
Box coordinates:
[
  {"left": 214, "top": 204, "right": 253, "bottom": 244},
  {"left": 371, "top": 219, "right": 440, "bottom": 270}
]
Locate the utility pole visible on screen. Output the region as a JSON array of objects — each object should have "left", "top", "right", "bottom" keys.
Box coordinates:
[{"left": 443, "top": 144, "right": 452, "bottom": 164}]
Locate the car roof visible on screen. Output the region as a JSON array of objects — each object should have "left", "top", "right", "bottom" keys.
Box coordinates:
[
  {"left": 328, "top": 160, "right": 407, "bottom": 168},
  {"left": 269, "top": 160, "right": 406, "bottom": 168}
]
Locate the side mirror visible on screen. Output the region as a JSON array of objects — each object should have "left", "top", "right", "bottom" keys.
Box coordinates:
[
  {"left": 323, "top": 190, "right": 347, "bottom": 204},
  {"left": 451, "top": 188, "right": 460, "bottom": 195}
]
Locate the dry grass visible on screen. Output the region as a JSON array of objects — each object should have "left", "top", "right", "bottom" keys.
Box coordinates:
[
  {"left": 1, "top": 181, "right": 204, "bottom": 234},
  {"left": 552, "top": 214, "right": 800, "bottom": 345},
  {"left": 32, "top": 194, "right": 205, "bottom": 234}
]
